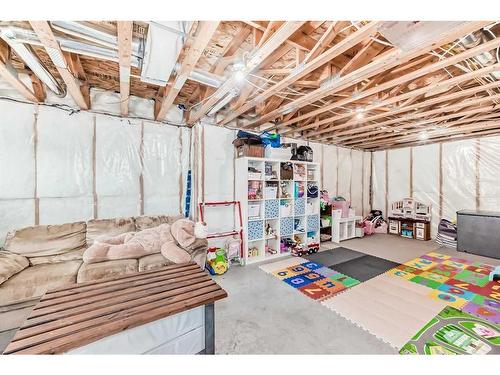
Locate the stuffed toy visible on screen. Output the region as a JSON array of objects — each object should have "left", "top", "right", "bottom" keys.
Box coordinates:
[{"left": 83, "top": 219, "right": 208, "bottom": 267}]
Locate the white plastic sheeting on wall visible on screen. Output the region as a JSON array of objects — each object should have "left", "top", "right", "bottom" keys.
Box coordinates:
[
  {"left": 387, "top": 148, "right": 411, "bottom": 205},
  {"left": 337, "top": 147, "right": 352, "bottom": 200},
  {"left": 372, "top": 151, "right": 386, "bottom": 214},
  {"left": 363, "top": 152, "right": 372, "bottom": 217},
  {"left": 197, "top": 124, "right": 237, "bottom": 238},
  {"left": 442, "top": 140, "right": 477, "bottom": 220},
  {"left": 478, "top": 136, "right": 500, "bottom": 211},
  {"left": 351, "top": 150, "right": 363, "bottom": 216},
  {"left": 0, "top": 101, "right": 35, "bottom": 243},
  {"left": 412, "top": 143, "right": 440, "bottom": 237},
  {"left": 0, "top": 99, "right": 191, "bottom": 246},
  {"left": 143, "top": 122, "right": 182, "bottom": 216},
  {"left": 371, "top": 136, "right": 500, "bottom": 238},
  {"left": 96, "top": 115, "right": 142, "bottom": 218},
  {"left": 322, "top": 145, "right": 338, "bottom": 196},
  {"left": 37, "top": 106, "right": 94, "bottom": 224}
]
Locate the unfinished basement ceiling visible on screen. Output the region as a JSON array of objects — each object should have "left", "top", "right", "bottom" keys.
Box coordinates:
[{"left": 0, "top": 20, "right": 500, "bottom": 150}]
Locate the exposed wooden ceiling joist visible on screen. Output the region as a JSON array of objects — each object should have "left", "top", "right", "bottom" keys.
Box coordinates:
[
  {"left": 246, "top": 21, "right": 490, "bottom": 130},
  {"left": 117, "top": 21, "right": 133, "bottom": 116},
  {"left": 155, "top": 21, "right": 220, "bottom": 121},
  {"left": 219, "top": 21, "right": 382, "bottom": 126},
  {"left": 29, "top": 21, "right": 90, "bottom": 109},
  {"left": 187, "top": 21, "right": 306, "bottom": 125}
]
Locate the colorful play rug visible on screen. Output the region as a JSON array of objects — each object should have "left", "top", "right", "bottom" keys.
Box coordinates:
[
  {"left": 260, "top": 257, "right": 360, "bottom": 302},
  {"left": 388, "top": 252, "right": 500, "bottom": 324},
  {"left": 400, "top": 306, "right": 500, "bottom": 355}
]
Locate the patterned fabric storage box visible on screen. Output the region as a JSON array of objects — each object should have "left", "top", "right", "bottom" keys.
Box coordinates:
[
  {"left": 280, "top": 217, "right": 294, "bottom": 236},
  {"left": 294, "top": 198, "right": 305, "bottom": 216},
  {"left": 248, "top": 220, "right": 263, "bottom": 241},
  {"left": 265, "top": 199, "right": 279, "bottom": 219},
  {"left": 307, "top": 215, "right": 320, "bottom": 232}
]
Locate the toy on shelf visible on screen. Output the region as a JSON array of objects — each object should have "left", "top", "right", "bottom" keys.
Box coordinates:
[
  {"left": 206, "top": 247, "right": 229, "bottom": 275},
  {"left": 294, "top": 181, "right": 305, "bottom": 198},
  {"left": 247, "top": 166, "right": 262, "bottom": 180},
  {"left": 265, "top": 244, "right": 277, "bottom": 256},
  {"left": 279, "top": 181, "right": 291, "bottom": 198},
  {"left": 293, "top": 164, "right": 306, "bottom": 180},
  {"left": 248, "top": 246, "right": 259, "bottom": 258},
  {"left": 294, "top": 218, "right": 305, "bottom": 232},
  {"left": 265, "top": 222, "right": 277, "bottom": 238},
  {"left": 248, "top": 180, "right": 262, "bottom": 200}
]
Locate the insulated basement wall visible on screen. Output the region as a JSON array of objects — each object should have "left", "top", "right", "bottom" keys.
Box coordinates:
[
  {"left": 0, "top": 99, "right": 190, "bottom": 246},
  {"left": 370, "top": 135, "right": 500, "bottom": 238}
]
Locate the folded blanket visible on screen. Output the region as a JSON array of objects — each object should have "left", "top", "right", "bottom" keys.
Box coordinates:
[{"left": 0, "top": 251, "right": 29, "bottom": 285}]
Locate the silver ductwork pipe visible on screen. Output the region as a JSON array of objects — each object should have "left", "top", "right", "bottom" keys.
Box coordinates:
[{"left": 1, "top": 26, "right": 142, "bottom": 68}]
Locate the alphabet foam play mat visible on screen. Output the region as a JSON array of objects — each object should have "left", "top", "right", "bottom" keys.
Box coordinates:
[
  {"left": 261, "top": 258, "right": 360, "bottom": 302},
  {"left": 387, "top": 252, "right": 500, "bottom": 324}
]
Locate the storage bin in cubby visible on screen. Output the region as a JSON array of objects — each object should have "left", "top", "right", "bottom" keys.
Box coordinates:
[
  {"left": 307, "top": 215, "right": 320, "bottom": 232},
  {"left": 265, "top": 199, "right": 279, "bottom": 219},
  {"left": 280, "top": 217, "right": 294, "bottom": 236},
  {"left": 248, "top": 220, "right": 264, "bottom": 241},
  {"left": 294, "top": 197, "right": 305, "bottom": 216}
]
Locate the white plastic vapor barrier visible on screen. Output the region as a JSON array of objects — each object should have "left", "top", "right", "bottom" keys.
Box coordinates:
[
  {"left": 0, "top": 101, "right": 35, "bottom": 199},
  {"left": 387, "top": 148, "right": 411, "bottom": 204},
  {"left": 36, "top": 107, "right": 93, "bottom": 200},
  {"left": 322, "top": 145, "right": 338, "bottom": 196},
  {"left": 200, "top": 124, "right": 237, "bottom": 236},
  {"left": 372, "top": 151, "right": 386, "bottom": 213},
  {"left": 412, "top": 143, "right": 440, "bottom": 237},
  {"left": 478, "top": 136, "right": 500, "bottom": 211},
  {"left": 363, "top": 152, "right": 372, "bottom": 217},
  {"left": 337, "top": 147, "right": 351, "bottom": 200},
  {"left": 0, "top": 101, "right": 36, "bottom": 244},
  {"left": 351, "top": 150, "right": 363, "bottom": 216},
  {"left": 95, "top": 115, "right": 142, "bottom": 218},
  {"left": 371, "top": 136, "right": 500, "bottom": 238},
  {"left": 442, "top": 139, "right": 477, "bottom": 221},
  {"left": 143, "top": 122, "right": 182, "bottom": 216}
]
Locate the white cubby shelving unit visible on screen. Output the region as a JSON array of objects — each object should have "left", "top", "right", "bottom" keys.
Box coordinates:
[{"left": 235, "top": 157, "right": 321, "bottom": 265}]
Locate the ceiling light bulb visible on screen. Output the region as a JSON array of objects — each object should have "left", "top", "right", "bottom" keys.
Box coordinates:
[
  {"left": 418, "top": 131, "right": 429, "bottom": 141},
  {"left": 234, "top": 70, "right": 246, "bottom": 82}
]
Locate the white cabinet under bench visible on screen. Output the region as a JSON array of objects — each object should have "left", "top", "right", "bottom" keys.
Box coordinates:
[{"left": 235, "top": 157, "right": 321, "bottom": 265}]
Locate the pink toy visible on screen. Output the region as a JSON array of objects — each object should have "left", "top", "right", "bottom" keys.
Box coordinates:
[{"left": 332, "top": 201, "right": 350, "bottom": 218}]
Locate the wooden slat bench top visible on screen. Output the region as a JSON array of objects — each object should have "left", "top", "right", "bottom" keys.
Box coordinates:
[{"left": 3, "top": 262, "right": 227, "bottom": 355}]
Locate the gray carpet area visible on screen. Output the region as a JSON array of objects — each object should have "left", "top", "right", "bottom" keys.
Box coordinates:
[
  {"left": 305, "top": 246, "right": 366, "bottom": 265},
  {"left": 329, "top": 255, "right": 400, "bottom": 282}
]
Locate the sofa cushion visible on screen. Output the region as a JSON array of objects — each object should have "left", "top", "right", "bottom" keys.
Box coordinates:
[
  {"left": 0, "top": 260, "right": 82, "bottom": 306},
  {"left": 86, "top": 217, "right": 135, "bottom": 246},
  {"left": 134, "top": 215, "right": 183, "bottom": 231},
  {"left": 138, "top": 253, "right": 173, "bottom": 272},
  {"left": 4, "top": 222, "right": 86, "bottom": 258},
  {"left": 0, "top": 251, "right": 29, "bottom": 285},
  {"left": 29, "top": 248, "right": 85, "bottom": 266},
  {"left": 77, "top": 259, "right": 138, "bottom": 283}
]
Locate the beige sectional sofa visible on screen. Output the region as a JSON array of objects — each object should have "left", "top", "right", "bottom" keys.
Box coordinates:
[{"left": 0, "top": 215, "right": 206, "bottom": 332}]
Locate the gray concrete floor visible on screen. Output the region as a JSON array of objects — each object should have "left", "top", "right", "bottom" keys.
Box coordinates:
[
  {"left": 2, "top": 234, "right": 497, "bottom": 354},
  {"left": 214, "top": 234, "right": 499, "bottom": 354}
]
